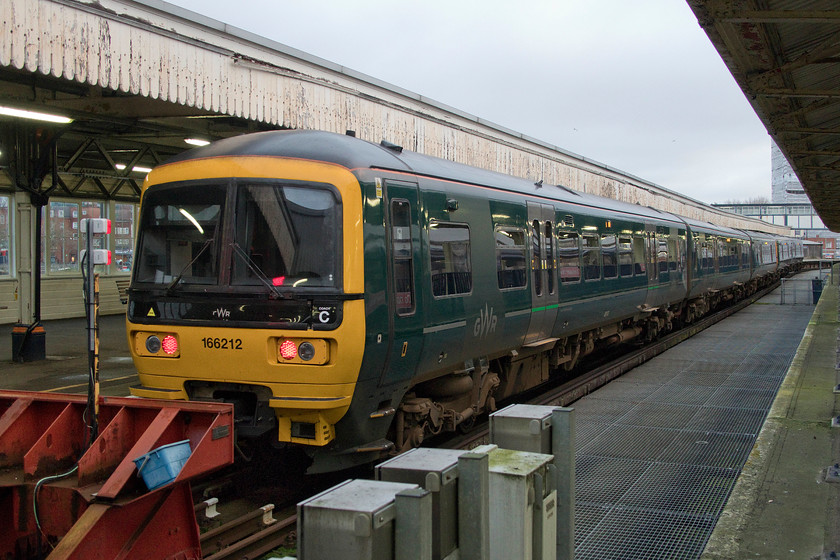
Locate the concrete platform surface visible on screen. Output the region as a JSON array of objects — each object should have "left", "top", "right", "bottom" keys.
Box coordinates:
[
  {"left": 572, "top": 270, "right": 834, "bottom": 560},
  {"left": 701, "top": 278, "right": 840, "bottom": 559},
  {"left": 1, "top": 313, "right": 137, "bottom": 396}
]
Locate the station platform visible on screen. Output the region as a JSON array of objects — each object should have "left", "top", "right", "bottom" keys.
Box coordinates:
[
  {"left": 1, "top": 313, "right": 137, "bottom": 396},
  {"left": 573, "top": 269, "right": 839, "bottom": 560}
]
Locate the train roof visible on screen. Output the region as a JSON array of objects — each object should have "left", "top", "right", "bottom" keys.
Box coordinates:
[{"left": 164, "top": 129, "right": 717, "bottom": 231}]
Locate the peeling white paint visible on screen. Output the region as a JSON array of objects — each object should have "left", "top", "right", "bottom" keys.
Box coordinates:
[{"left": 0, "top": 0, "right": 788, "bottom": 234}]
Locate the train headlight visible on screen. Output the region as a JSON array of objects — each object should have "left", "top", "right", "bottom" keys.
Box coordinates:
[
  {"left": 298, "top": 341, "right": 316, "bottom": 361},
  {"left": 276, "top": 338, "right": 329, "bottom": 365},
  {"left": 145, "top": 335, "right": 162, "bottom": 353}
]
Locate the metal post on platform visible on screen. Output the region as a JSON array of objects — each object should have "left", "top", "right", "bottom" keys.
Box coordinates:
[
  {"left": 84, "top": 219, "right": 97, "bottom": 441},
  {"left": 81, "top": 218, "right": 111, "bottom": 444},
  {"left": 395, "top": 487, "right": 432, "bottom": 560},
  {"left": 457, "top": 449, "right": 490, "bottom": 560},
  {"left": 552, "top": 407, "right": 575, "bottom": 560}
]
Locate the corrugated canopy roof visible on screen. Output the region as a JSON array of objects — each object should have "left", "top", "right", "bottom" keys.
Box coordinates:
[{"left": 687, "top": 0, "right": 840, "bottom": 232}]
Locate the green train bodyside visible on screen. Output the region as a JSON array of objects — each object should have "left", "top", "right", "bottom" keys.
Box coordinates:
[{"left": 305, "top": 137, "right": 800, "bottom": 472}]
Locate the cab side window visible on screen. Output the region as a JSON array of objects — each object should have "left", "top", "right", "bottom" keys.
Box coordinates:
[{"left": 390, "top": 199, "right": 415, "bottom": 315}]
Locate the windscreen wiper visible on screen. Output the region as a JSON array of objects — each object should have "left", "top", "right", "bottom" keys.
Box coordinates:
[
  {"left": 231, "top": 242, "right": 287, "bottom": 299},
  {"left": 166, "top": 238, "right": 215, "bottom": 294}
]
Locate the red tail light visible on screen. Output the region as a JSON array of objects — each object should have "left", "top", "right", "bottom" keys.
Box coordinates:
[
  {"left": 161, "top": 335, "right": 178, "bottom": 355},
  {"left": 279, "top": 339, "right": 297, "bottom": 360}
]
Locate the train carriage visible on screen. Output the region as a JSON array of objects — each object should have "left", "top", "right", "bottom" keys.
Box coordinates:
[
  {"left": 127, "top": 130, "right": 802, "bottom": 472},
  {"left": 746, "top": 230, "right": 783, "bottom": 287}
]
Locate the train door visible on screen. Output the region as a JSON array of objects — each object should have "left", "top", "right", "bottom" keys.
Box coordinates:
[
  {"left": 381, "top": 179, "right": 425, "bottom": 386},
  {"left": 657, "top": 233, "right": 670, "bottom": 284},
  {"left": 645, "top": 227, "right": 659, "bottom": 286},
  {"left": 525, "top": 202, "right": 558, "bottom": 344},
  {"left": 642, "top": 226, "right": 660, "bottom": 308}
]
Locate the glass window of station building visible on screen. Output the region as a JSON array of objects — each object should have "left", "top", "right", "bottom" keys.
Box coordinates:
[
  {"left": 713, "top": 201, "right": 838, "bottom": 257},
  {"left": 0, "top": 194, "right": 138, "bottom": 279},
  {"left": 40, "top": 199, "right": 138, "bottom": 275},
  {"left": 711, "top": 202, "right": 825, "bottom": 237},
  {"left": 0, "top": 195, "right": 10, "bottom": 277}
]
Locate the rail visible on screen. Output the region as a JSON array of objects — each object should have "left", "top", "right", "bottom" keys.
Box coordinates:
[{"left": 200, "top": 504, "right": 297, "bottom": 560}]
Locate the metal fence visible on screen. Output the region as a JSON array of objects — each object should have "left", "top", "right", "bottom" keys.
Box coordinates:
[
  {"left": 772, "top": 269, "right": 837, "bottom": 305},
  {"left": 778, "top": 278, "right": 822, "bottom": 305}
]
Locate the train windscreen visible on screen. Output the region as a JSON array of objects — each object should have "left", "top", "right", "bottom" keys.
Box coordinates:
[
  {"left": 231, "top": 184, "right": 338, "bottom": 288},
  {"left": 135, "top": 183, "right": 225, "bottom": 286},
  {"left": 135, "top": 181, "right": 340, "bottom": 292}
]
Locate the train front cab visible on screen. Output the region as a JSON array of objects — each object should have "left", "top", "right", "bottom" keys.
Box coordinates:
[{"left": 127, "top": 154, "right": 367, "bottom": 448}]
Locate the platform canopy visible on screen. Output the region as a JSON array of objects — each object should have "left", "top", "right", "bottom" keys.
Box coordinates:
[{"left": 688, "top": 1, "right": 840, "bottom": 232}]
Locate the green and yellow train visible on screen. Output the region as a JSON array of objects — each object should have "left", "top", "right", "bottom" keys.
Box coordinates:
[{"left": 127, "top": 130, "right": 803, "bottom": 472}]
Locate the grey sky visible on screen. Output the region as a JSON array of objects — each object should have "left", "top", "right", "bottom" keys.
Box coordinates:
[{"left": 164, "top": 0, "right": 772, "bottom": 204}]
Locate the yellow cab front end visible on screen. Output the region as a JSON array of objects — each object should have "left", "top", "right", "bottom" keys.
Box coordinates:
[{"left": 127, "top": 151, "right": 365, "bottom": 447}]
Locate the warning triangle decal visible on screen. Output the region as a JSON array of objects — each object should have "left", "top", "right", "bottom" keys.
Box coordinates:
[{"left": 147, "top": 308, "right": 156, "bottom": 317}]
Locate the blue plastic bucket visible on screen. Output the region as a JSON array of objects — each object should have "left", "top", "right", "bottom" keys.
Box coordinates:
[{"left": 133, "top": 440, "right": 191, "bottom": 490}]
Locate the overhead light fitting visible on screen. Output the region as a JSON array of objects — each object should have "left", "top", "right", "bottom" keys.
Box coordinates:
[
  {"left": 179, "top": 208, "right": 204, "bottom": 234},
  {"left": 115, "top": 163, "right": 153, "bottom": 174},
  {"left": 0, "top": 105, "right": 73, "bottom": 124},
  {"left": 184, "top": 138, "right": 210, "bottom": 147}
]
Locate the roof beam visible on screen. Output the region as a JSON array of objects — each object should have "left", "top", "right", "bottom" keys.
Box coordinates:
[
  {"left": 719, "top": 11, "right": 840, "bottom": 24},
  {"left": 47, "top": 95, "right": 217, "bottom": 120},
  {"left": 777, "top": 127, "right": 840, "bottom": 135},
  {"left": 756, "top": 88, "right": 840, "bottom": 99},
  {"left": 747, "top": 32, "right": 840, "bottom": 91},
  {"left": 788, "top": 149, "right": 840, "bottom": 157}
]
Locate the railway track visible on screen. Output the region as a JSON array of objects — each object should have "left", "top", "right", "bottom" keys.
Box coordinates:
[
  {"left": 196, "top": 280, "right": 780, "bottom": 559},
  {"left": 199, "top": 503, "right": 296, "bottom": 560}
]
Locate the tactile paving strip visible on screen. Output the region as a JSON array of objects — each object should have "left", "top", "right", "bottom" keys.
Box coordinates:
[{"left": 573, "top": 297, "right": 814, "bottom": 560}]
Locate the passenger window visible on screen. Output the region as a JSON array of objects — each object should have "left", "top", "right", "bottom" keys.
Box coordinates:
[
  {"left": 618, "top": 237, "right": 633, "bottom": 277},
  {"left": 668, "top": 238, "right": 678, "bottom": 271},
  {"left": 496, "top": 227, "right": 527, "bottom": 289},
  {"left": 601, "top": 234, "right": 617, "bottom": 279},
  {"left": 633, "top": 236, "right": 646, "bottom": 275},
  {"left": 658, "top": 238, "right": 668, "bottom": 273},
  {"left": 430, "top": 222, "right": 472, "bottom": 297},
  {"left": 558, "top": 232, "right": 580, "bottom": 283},
  {"left": 582, "top": 234, "right": 601, "bottom": 281},
  {"left": 390, "top": 200, "right": 415, "bottom": 315},
  {"left": 701, "top": 242, "right": 714, "bottom": 270}
]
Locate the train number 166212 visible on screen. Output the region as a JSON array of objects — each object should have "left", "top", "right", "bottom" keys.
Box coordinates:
[{"left": 200, "top": 337, "right": 243, "bottom": 350}]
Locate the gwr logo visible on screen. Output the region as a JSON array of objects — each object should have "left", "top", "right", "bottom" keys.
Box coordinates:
[
  {"left": 212, "top": 307, "right": 231, "bottom": 319},
  {"left": 473, "top": 304, "right": 497, "bottom": 338}
]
